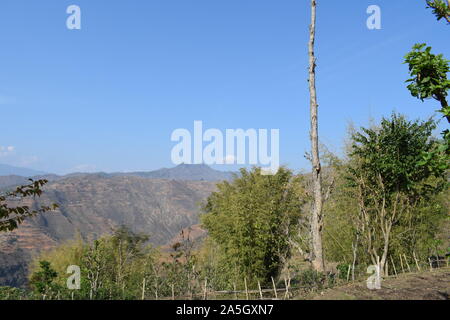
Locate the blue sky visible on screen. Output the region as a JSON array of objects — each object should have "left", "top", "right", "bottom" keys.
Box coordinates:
[{"left": 0, "top": 0, "right": 448, "bottom": 174}]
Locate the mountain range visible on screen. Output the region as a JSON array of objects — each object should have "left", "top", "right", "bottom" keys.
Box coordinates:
[
  {"left": 0, "top": 164, "right": 233, "bottom": 287},
  {"left": 0, "top": 164, "right": 47, "bottom": 177},
  {"left": 0, "top": 164, "right": 234, "bottom": 189}
]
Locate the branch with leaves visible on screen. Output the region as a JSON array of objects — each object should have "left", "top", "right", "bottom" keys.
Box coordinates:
[
  {"left": 0, "top": 179, "right": 58, "bottom": 232},
  {"left": 427, "top": 0, "right": 450, "bottom": 24}
]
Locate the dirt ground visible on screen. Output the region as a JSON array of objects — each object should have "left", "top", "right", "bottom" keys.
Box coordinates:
[{"left": 305, "top": 267, "right": 450, "bottom": 300}]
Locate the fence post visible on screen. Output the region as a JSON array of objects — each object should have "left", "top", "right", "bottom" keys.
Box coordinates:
[
  {"left": 399, "top": 254, "right": 405, "bottom": 273},
  {"left": 233, "top": 282, "right": 237, "bottom": 300},
  {"left": 346, "top": 264, "right": 351, "bottom": 281},
  {"left": 257, "top": 280, "right": 263, "bottom": 300},
  {"left": 141, "top": 277, "right": 146, "bottom": 300},
  {"left": 413, "top": 252, "right": 421, "bottom": 272},
  {"left": 284, "top": 277, "right": 289, "bottom": 300},
  {"left": 271, "top": 277, "right": 278, "bottom": 299},
  {"left": 390, "top": 256, "right": 397, "bottom": 277},
  {"left": 435, "top": 249, "right": 441, "bottom": 268},
  {"left": 244, "top": 277, "right": 249, "bottom": 300},
  {"left": 171, "top": 284, "right": 175, "bottom": 300},
  {"left": 403, "top": 254, "right": 411, "bottom": 273},
  {"left": 155, "top": 278, "right": 158, "bottom": 300},
  {"left": 203, "top": 278, "right": 208, "bottom": 300}
]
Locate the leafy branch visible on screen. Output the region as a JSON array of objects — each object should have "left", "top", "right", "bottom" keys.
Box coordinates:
[
  {"left": 0, "top": 179, "right": 59, "bottom": 232},
  {"left": 427, "top": 0, "right": 450, "bottom": 24}
]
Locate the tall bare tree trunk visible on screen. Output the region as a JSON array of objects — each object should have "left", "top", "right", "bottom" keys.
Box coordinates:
[{"left": 308, "top": 0, "right": 325, "bottom": 272}]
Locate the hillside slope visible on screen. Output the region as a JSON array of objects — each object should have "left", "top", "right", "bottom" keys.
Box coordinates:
[
  {"left": 0, "top": 175, "right": 217, "bottom": 287},
  {"left": 307, "top": 267, "right": 450, "bottom": 300}
]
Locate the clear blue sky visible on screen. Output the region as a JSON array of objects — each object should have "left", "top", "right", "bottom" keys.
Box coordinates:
[{"left": 0, "top": 0, "right": 448, "bottom": 174}]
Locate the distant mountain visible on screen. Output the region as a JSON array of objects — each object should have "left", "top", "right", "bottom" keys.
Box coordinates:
[
  {"left": 0, "top": 164, "right": 47, "bottom": 177},
  {"left": 115, "top": 164, "right": 235, "bottom": 181},
  {"left": 0, "top": 174, "right": 61, "bottom": 190}
]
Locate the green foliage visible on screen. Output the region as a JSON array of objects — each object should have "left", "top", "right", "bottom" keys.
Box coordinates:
[
  {"left": 347, "top": 113, "right": 447, "bottom": 268},
  {"left": 28, "top": 226, "right": 157, "bottom": 300},
  {"left": 336, "top": 264, "right": 351, "bottom": 280},
  {"left": 404, "top": 43, "right": 450, "bottom": 114},
  {"left": 426, "top": 0, "right": 450, "bottom": 23},
  {"left": 297, "top": 270, "right": 325, "bottom": 290},
  {"left": 0, "top": 179, "right": 58, "bottom": 232},
  {"left": 0, "top": 286, "right": 30, "bottom": 300},
  {"left": 349, "top": 113, "right": 445, "bottom": 194},
  {"left": 201, "top": 167, "right": 305, "bottom": 287},
  {"left": 30, "top": 261, "right": 59, "bottom": 295}
]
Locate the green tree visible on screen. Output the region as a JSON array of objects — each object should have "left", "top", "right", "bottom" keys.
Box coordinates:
[
  {"left": 201, "top": 167, "right": 305, "bottom": 287},
  {"left": 29, "top": 226, "right": 156, "bottom": 300},
  {"left": 30, "top": 261, "right": 58, "bottom": 295},
  {"left": 347, "top": 113, "right": 446, "bottom": 275},
  {"left": 0, "top": 179, "right": 58, "bottom": 232}
]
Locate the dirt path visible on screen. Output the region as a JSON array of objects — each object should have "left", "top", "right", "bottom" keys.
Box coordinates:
[{"left": 306, "top": 267, "right": 450, "bottom": 300}]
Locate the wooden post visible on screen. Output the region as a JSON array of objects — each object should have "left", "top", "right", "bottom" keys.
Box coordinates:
[
  {"left": 155, "top": 278, "right": 158, "bottom": 300},
  {"left": 171, "top": 284, "right": 175, "bottom": 300},
  {"left": 428, "top": 257, "right": 433, "bottom": 272},
  {"left": 390, "top": 256, "right": 397, "bottom": 277},
  {"left": 399, "top": 254, "right": 405, "bottom": 273},
  {"left": 413, "top": 252, "right": 421, "bottom": 272},
  {"left": 271, "top": 277, "right": 278, "bottom": 299},
  {"left": 244, "top": 277, "right": 249, "bottom": 300},
  {"left": 435, "top": 249, "right": 441, "bottom": 268},
  {"left": 141, "top": 277, "right": 146, "bottom": 300},
  {"left": 403, "top": 254, "right": 411, "bottom": 273},
  {"left": 284, "top": 277, "right": 289, "bottom": 300},
  {"left": 257, "top": 280, "right": 263, "bottom": 300},
  {"left": 71, "top": 291, "right": 74, "bottom": 301},
  {"left": 203, "top": 278, "right": 208, "bottom": 300}
]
